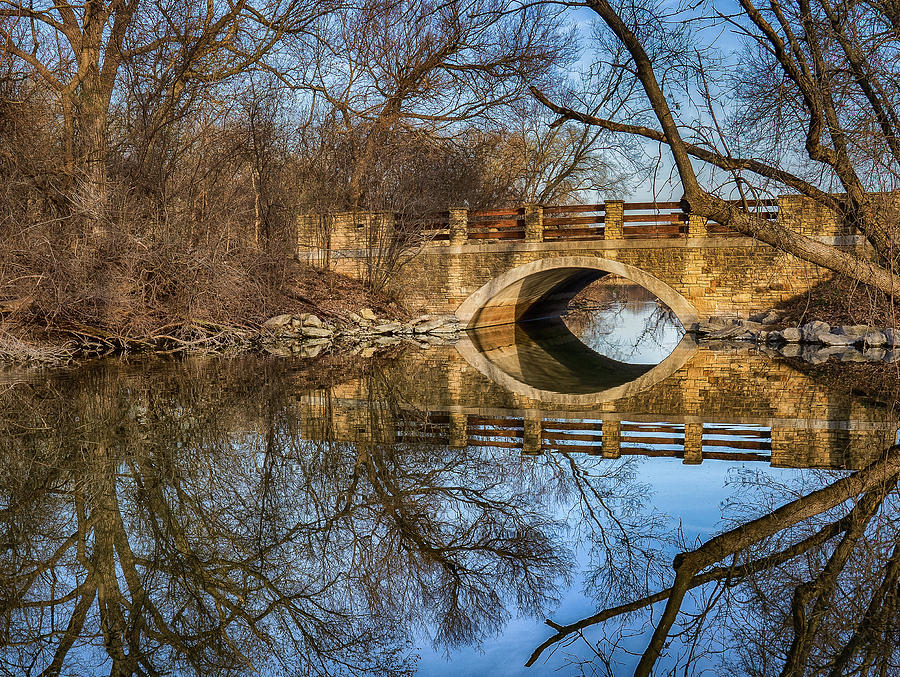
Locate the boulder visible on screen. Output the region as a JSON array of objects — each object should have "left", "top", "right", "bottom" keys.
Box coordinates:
[
  {"left": 800, "top": 320, "right": 830, "bottom": 342},
  {"left": 781, "top": 327, "right": 802, "bottom": 342},
  {"left": 885, "top": 350, "right": 900, "bottom": 363},
  {"left": 862, "top": 330, "right": 887, "bottom": 347},
  {"left": 373, "top": 322, "right": 401, "bottom": 334},
  {"left": 413, "top": 319, "right": 445, "bottom": 334},
  {"left": 263, "top": 314, "right": 293, "bottom": 329},
  {"left": 706, "top": 324, "right": 748, "bottom": 339},
  {"left": 359, "top": 308, "right": 378, "bottom": 321},
  {"left": 302, "top": 326, "right": 333, "bottom": 338},
  {"left": 697, "top": 318, "right": 728, "bottom": 332},
  {"left": 816, "top": 332, "right": 856, "bottom": 346},
  {"left": 885, "top": 328, "right": 899, "bottom": 347},
  {"left": 303, "top": 314, "right": 324, "bottom": 328}
]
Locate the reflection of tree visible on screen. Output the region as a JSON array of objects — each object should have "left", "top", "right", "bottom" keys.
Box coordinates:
[
  {"left": 0, "top": 358, "right": 660, "bottom": 675},
  {"left": 528, "top": 444, "right": 900, "bottom": 676},
  {"left": 563, "top": 281, "right": 682, "bottom": 362}
]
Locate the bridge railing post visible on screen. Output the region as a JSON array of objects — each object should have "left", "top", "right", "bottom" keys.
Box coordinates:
[
  {"left": 523, "top": 413, "right": 543, "bottom": 453},
  {"left": 601, "top": 419, "right": 621, "bottom": 458},
  {"left": 449, "top": 207, "right": 469, "bottom": 245},
  {"left": 683, "top": 422, "right": 703, "bottom": 464},
  {"left": 603, "top": 200, "right": 624, "bottom": 240},
  {"left": 524, "top": 204, "right": 544, "bottom": 242},
  {"left": 449, "top": 412, "right": 468, "bottom": 448}
]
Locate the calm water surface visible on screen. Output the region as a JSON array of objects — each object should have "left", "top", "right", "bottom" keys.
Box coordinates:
[{"left": 1, "top": 288, "right": 898, "bottom": 676}]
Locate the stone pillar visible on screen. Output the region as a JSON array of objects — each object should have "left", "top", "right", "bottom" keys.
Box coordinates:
[
  {"left": 687, "top": 213, "right": 708, "bottom": 238},
  {"left": 601, "top": 419, "right": 621, "bottom": 459},
  {"left": 523, "top": 413, "right": 543, "bottom": 453},
  {"left": 604, "top": 200, "right": 624, "bottom": 240},
  {"left": 683, "top": 422, "right": 703, "bottom": 464},
  {"left": 524, "top": 204, "right": 544, "bottom": 242},
  {"left": 449, "top": 207, "right": 469, "bottom": 246},
  {"left": 449, "top": 412, "right": 468, "bottom": 448}
]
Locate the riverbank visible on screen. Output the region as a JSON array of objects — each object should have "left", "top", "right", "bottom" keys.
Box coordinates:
[{"left": 0, "top": 262, "right": 410, "bottom": 364}]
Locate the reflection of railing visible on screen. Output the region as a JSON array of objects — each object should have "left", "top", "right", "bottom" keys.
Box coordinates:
[
  {"left": 397, "top": 199, "right": 780, "bottom": 245},
  {"left": 394, "top": 413, "right": 773, "bottom": 463}
]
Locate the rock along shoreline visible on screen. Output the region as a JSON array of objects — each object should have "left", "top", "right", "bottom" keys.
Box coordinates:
[
  {"left": 259, "top": 308, "right": 462, "bottom": 359},
  {"left": 690, "top": 310, "right": 900, "bottom": 364}
]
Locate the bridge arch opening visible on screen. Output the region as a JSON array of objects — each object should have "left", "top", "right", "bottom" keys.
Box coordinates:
[{"left": 455, "top": 256, "right": 700, "bottom": 330}]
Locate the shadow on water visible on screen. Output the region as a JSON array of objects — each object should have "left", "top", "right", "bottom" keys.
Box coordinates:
[{"left": 466, "top": 317, "right": 656, "bottom": 394}]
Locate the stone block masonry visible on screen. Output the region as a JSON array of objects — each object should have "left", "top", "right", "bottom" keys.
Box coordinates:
[{"left": 298, "top": 196, "right": 876, "bottom": 328}]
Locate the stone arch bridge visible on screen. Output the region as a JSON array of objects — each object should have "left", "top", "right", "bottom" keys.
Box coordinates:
[{"left": 298, "top": 196, "right": 862, "bottom": 328}]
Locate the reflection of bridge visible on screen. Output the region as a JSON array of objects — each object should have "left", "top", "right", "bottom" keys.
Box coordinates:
[
  {"left": 298, "top": 197, "right": 862, "bottom": 327},
  {"left": 298, "top": 340, "right": 898, "bottom": 470}
]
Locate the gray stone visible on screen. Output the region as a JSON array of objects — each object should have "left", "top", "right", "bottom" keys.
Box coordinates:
[
  {"left": 817, "top": 332, "right": 856, "bottom": 346},
  {"left": 302, "top": 326, "right": 333, "bottom": 338},
  {"left": 862, "top": 331, "right": 887, "bottom": 347},
  {"left": 781, "top": 327, "right": 802, "bottom": 342},
  {"left": 429, "top": 325, "right": 460, "bottom": 335},
  {"left": 885, "top": 328, "right": 899, "bottom": 347},
  {"left": 885, "top": 350, "right": 900, "bottom": 363},
  {"left": 413, "top": 319, "right": 445, "bottom": 334},
  {"left": 375, "top": 336, "right": 401, "bottom": 346},
  {"left": 346, "top": 311, "right": 364, "bottom": 324},
  {"left": 302, "top": 314, "right": 324, "bottom": 328},
  {"left": 263, "top": 314, "right": 293, "bottom": 329},
  {"left": 409, "top": 314, "right": 434, "bottom": 326},
  {"left": 735, "top": 332, "right": 755, "bottom": 341},
  {"left": 373, "top": 322, "right": 401, "bottom": 334},
  {"left": 800, "top": 321, "right": 831, "bottom": 342},
  {"left": 359, "top": 308, "right": 378, "bottom": 321},
  {"left": 706, "top": 324, "right": 748, "bottom": 339}
]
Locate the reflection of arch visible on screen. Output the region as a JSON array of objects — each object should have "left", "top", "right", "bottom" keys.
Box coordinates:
[
  {"left": 455, "top": 327, "right": 699, "bottom": 407},
  {"left": 455, "top": 256, "right": 700, "bottom": 330}
]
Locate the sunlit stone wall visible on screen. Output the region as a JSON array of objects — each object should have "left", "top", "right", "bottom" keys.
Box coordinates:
[{"left": 298, "top": 195, "right": 877, "bottom": 324}]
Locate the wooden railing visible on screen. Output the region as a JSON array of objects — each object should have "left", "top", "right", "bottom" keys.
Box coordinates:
[
  {"left": 399, "top": 199, "right": 779, "bottom": 245},
  {"left": 394, "top": 413, "right": 774, "bottom": 464}
]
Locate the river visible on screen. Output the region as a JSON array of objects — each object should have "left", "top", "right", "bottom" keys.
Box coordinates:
[{"left": 1, "top": 285, "right": 898, "bottom": 676}]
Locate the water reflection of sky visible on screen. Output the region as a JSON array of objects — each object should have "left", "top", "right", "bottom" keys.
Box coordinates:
[
  {"left": 417, "top": 459, "right": 805, "bottom": 676},
  {"left": 564, "top": 300, "right": 685, "bottom": 365}
]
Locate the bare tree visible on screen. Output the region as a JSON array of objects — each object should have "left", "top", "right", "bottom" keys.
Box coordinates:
[
  {"left": 0, "top": 0, "right": 330, "bottom": 232},
  {"left": 533, "top": 0, "right": 900, "bottom": 296}
]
